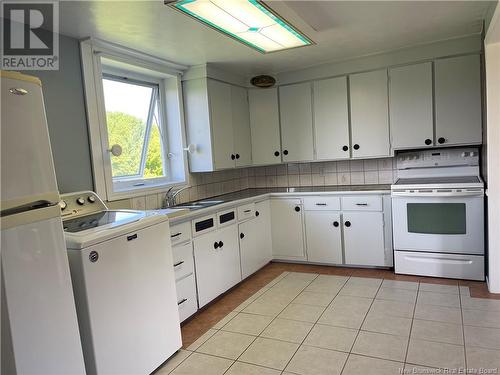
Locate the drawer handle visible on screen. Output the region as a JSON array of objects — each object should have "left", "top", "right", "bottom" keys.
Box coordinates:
[
  {"left": 214, "top": 242, "right": 219, "bottom": 249},
  {"left": 315, "top": 203, "right": 327, "bottom": 206},
  {"left": 244, "top": 209, "right": 252, "bottom": 213},
  {"left": 355, "top": 203, "right": 368, "bottom": 206},
  {"left": 219, "top": 241, "right": 224, "bottom": 248},
  {"left": 127, "top": 234, "right": 138, "bottom": 241},
  {"left": 177, "top": 298, "right": 187, "bottom": 306},
  {"left": 173, "top": 261, "right": 185, "bottom": 267},
  {"left": 171, "top": 232, "right": 182, "bottom": 238}
]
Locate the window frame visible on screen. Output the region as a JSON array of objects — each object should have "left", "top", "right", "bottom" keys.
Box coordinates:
[{"left": 80, "top": 39, "right": 188, "bottom": 201}]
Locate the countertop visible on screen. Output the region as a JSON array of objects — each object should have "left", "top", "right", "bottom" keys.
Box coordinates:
[{"left": 164, "top": 185, "right": 391, "bottom": 223}]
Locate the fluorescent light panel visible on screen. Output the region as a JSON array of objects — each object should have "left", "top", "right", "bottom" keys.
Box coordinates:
[{"left": 170, "top": 0, "right": 313, "bottom": 53}]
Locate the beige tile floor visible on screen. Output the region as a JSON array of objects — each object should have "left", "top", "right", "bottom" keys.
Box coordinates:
[{"left": 157, "top": 272, "right": 500, "bottom": 375}]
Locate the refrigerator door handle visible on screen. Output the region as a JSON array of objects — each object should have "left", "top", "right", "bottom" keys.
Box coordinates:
[{"left": 0, "top": 200, "right": 57, "bottom": 217}]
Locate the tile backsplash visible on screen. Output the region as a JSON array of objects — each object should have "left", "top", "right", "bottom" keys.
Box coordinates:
[{"left": 106, "top": 157, "right": 397, "bottom": 210}]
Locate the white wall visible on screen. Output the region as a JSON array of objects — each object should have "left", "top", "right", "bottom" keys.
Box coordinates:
[{"left": 485, "top": 3, "right": 500, "bottom": 293}]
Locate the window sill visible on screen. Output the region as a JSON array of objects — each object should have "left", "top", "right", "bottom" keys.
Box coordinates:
[{"left": 107, "top": 179, "right": 187, "bottom": 201}]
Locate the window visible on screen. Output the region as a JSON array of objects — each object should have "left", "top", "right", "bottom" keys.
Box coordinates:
[{"left": 80, "top": 39, "right": 187, "bottom": 201}]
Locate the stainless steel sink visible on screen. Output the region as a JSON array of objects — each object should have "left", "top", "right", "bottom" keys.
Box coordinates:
[{"left": 172, "top": 200, "right": 224, "bottom": 210}]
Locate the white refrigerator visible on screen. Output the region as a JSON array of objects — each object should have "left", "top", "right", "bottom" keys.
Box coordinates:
[{"left": 1, "top": 71, "right": 86, "bottom": 374}]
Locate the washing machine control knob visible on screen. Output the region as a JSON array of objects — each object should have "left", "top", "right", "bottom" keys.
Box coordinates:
[{"left": 76, "top": 197, "right": 85, "bottom": 205}]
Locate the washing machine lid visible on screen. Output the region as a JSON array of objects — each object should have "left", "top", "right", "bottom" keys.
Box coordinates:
[{"left": 63, "top": 210, "right": 144, "bottom": 233}]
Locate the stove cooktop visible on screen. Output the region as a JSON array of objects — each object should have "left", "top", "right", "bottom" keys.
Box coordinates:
[{"left": 394, "top": 176, "right": 481, "bottom": 186}]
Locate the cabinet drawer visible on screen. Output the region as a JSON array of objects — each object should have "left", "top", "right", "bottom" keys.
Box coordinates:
[
  {"left": 342, "top": 195, "right": 382, "bottom": 211},
  {"left": 172, "top": 242, "right": 194, "bottom": 281},
  {"left": 175, "top": 274, "right": 198, "bottom": 323},
  {"left": 170, "top": 221, "right": 192, "bottom": 245},
  {"left": 303, "top": 196, "right": 340, "bottom": 211},
  {"left": 238, "top": 203, "right": 256, "bottom": 221}
]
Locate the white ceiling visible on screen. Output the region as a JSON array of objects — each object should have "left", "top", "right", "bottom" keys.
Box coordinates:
[{"left": 58, "top": 1, "right": 495, "bottom": 76}]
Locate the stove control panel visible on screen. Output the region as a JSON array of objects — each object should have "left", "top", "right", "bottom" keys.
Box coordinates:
[
  {"left": 396, "top": 147, "right": 479, "bottom": 170},
  {"left": 59, "top": 191, "right": 108, "bottom": 219}
]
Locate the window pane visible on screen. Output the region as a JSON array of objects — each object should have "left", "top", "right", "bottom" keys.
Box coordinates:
[
  {"left": 102, "top": 78, "right": 153, "bottom": 178},
  {"left": 144, "top": 102, "right": 165, "bottom": 178},
  {"left": 407, "top": 203, "right": 466, "bottom": 234}
]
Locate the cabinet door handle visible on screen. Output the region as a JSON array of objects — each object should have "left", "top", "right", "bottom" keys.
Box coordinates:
[
  {"left": 127, "top": 233, "right": 138, "bottom": 241},
  {"left": 342, "top": 145, "right": 349, "bottom": 151},
  {"left": 173, "top": 261, "right": 185, "bottom": 267},
  {"left": 235, "top": 154, "right": 240, "bottom": 159},
  {"left": 294, "top": 206, "right": 301, "bottom": 212},
  {"left": 218, "top": 241, "right": 224, "bottom": 247},
  {"left": 283, "top": 150, "right": 289, "bottom": 155},
  {"left": 177, "top": 298, "right": 187, "bottom": 306},
  {"left": 231, "top": 154, "right": 236, "bottom": 160},
  {"left": 315, "top": 203, "right": 327, "bottom": 206},
  {"left": 438, "top": 137, "right": 446, "bottom": 144},
  {"left": 353, "top": 144, "right": 360, "bottom": 150},
  {"left": 214, "top": 242, "right": 219, "bottom": 249},
  {"left": 345, "top": 221, "right": 351, "bottom": 227},
  {"left": 274, "top": 151, "right": 280, "bottom": 157},
  {"left": 255, "top": 211, "right": 260, "bottom": 217},
  {"left": 240, "top": 233, "right": 245, "bottom": 239},
  {"left": 333, "top": 221, "right": 339, "bottom": 227},
  {"left": 171, "top": 232, "right": 182, "bottom": 238},
  {"left": 355, "top": 203, "right": 368, "bottom": 206},
  {"left": 425, "top": 138, "right": 432, "bottom": 145}
]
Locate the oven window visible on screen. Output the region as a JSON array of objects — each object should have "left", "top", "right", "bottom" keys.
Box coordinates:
[{"left": 407, "top": 203, "right": 466, "bottom": 234}]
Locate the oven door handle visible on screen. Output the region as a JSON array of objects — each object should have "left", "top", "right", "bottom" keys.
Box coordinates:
[{"left": 391, "top": 191, "right": 483, "bottom": 198}]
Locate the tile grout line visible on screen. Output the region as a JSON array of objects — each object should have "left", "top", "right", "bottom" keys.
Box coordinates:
[
  {"left": 459, "top": 283, "right": 467, "bottom": 372},
  {"left": 402, "top": 281, "right": 420, "bottom": 369},
  {"left": 222, "top": 272, "right": 321, "bottom": 374},
  {"left": 338, "top": 276, "right": 385, "bottom": 375}
]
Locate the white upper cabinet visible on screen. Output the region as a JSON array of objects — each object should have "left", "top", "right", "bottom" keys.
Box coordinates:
[
  {"left": 208, "top": 79, "right": 235, "bottom": 170},
  {"left": 183, "top": 78, "right": 252, "bottom": 172},
  {"left": 231, "top": 85, "right": 252, "bottom": 167},
  {"left": 389, "top": 62, "right": 434, "bottom": 150},
  {"left": 313, "top": 77, "right": 350, "bottom": 160},
  {"left": 435, "top": 55, "right": 482, "bottom": 146},
  {"left": 279, "top": 82, "right": 314, "bottom": 162},
  {"left": 349, "top": 69, "right": 390, "bottom": 158},
  {"left": 248, "top": 88, "right": 282, "bottom": 166}
]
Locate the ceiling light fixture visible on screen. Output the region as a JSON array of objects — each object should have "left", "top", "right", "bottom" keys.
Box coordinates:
[{"left": 166, "top": 0, "right": 314, "bottom": 53}]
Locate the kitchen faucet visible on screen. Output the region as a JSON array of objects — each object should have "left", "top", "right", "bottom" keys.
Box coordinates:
[{"left": 164, "top": 186, "right": 190, "bottom": 207}]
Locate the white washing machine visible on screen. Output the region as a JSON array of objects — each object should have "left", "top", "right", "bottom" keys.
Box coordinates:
[{"left": 60, "top": 191, "right": 181, "bottom": 375}]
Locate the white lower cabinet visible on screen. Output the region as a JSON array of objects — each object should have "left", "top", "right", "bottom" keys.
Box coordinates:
[
  {"left": 239, "top": 201, "right": 272, "bottom": 279},
  {"left": 193, "top": 224, "right": 241, "bottom": 307},
  {"left": 175, "top": 274, "right": 198, "bottom": 323},
  {"left": 305, "top": 211, "right": 343, "bottom": 264},
  {"left": 270, "top": 199, "right": 305, "bottom": 259},
  {"left": 343, "top": 211, "right": 386, "bottom": 266}
]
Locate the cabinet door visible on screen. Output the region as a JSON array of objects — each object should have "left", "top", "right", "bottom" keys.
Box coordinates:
[
  {"left": 193, "top": 225, "right": 240, "bottom": 307},
  {"left": 255, "top": 200, "right": 272, "bottom": 266},
  {"left": 305, "top": 211, "right": 343, "bottom": 264},
  {"left": 239, "top": 219, "right": 259, "bottom": 279},
  {"left": 350, "top": 70, "right": 390, "bottom": 158},
  {"left": 208, "top": 79, "right": 235, "bottom": 169},
  {"left": 313, "top": 77, "right": 350, "bottom": 160},
  {"left": 343, "top": 212, "right": 385, "bottom": 266},
  {"left": 435, "top": 55, "right": 482, "bottom": 146},
  {"left": 279, "top": 83, "right": 314, "bottom": 162},
  {"left": 248, "top": 88, "right": 282, "bottom": 165},
  {"left": 389, "top": 62, "right": 434, "bottom": 149},
  {"left": 231, "top": 85, "right": 252, "bottom": 167},
  {"left": 270, "top": 199, "right": 305, "bottom": 259}
]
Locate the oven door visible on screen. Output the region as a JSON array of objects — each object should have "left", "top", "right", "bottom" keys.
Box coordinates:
[{"left": 392, "top": 192, "right": 484, "bottom": 254}]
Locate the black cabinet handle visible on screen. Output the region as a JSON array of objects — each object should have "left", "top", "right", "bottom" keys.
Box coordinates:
[
  {"left": 127, "top": 234, "right": 138, "bottom": 241},
  {"left": 173, "top": 261, "right": 185, "bottom": 267},
  {"left": 240, "top": 233, "right": 245, "bottom": 239},
  {"left": 342, "top": 145, "right": 348, "bottom": 151},
  {"left": 244, "top": 209, "right": 251, "bottom": 213},
  {"left": 214, "top": 242, "right": 219, "bottom": 249},
  {"left": 274, "top": 151, "right": 280, "bottom": 157},
  {"left": 345, "top": 221, "right": 351, "bottom": 227},
  {"left": 438, "top": 137, "right": 446, "bottom": 144},
  {"left": 235, "top": 154, "right": 240, "bottom": 159},
  {"left": 315, "top": 203, "right": 327, "bottom": 206},
  {"left": 231, "top": 154, "right": 236, "bottom": 160},
  {"left": 283, "top": 150, "right": 289, "bottom": 155},
  {"left": 356, "top": 203, "right": 368, "bottom": 206},
  {"left": 218, "top": 241, "right": 223, "bottom": 247},
  {"left": 255, "top": 211, "right": 260, "bottom": 217},
  {"left": 333, "top": 221, "right": 339, "bottom": 227},
  {"left": 177, "top": 298, "right": 187, "bottom": 306},
  {"left": 353, "top": 144, "right": 360, "bottom": 150},
  {"left": 294, "top": 206, "right": 301, "bottom": 212},
  {"left": 171, "top": 232, "right": 182, "bottom": 238},
  {"left": 425, "top": 139, "right": 432, "bottom": 145}
]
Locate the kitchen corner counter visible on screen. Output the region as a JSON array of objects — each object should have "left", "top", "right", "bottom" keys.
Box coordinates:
[{"left": 166, "top": 185, "right": 391, "bottom": 223}]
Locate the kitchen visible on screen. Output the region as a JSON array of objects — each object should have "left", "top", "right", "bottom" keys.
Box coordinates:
[{"left": 1, "top": 1, "right": 500, "bottom": 374}]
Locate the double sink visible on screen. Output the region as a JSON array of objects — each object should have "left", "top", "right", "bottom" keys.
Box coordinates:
[{"left": 172, "top": 200, "right": 225, "bottom": 211}]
